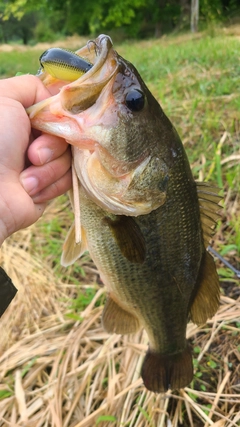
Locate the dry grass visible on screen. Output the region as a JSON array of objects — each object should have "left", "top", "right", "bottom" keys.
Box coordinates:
[
  {"left": 0, "top": 28, "right": 240, "bottom": 427},
  {"left": 0, "top": 179, "right": 239, "bottom": 427},
  {"left": 0, "top": 35, "right": 90, "bottom": 53},
  {"left": 0, "top": 204, "right": 239, "bottom": 427}
]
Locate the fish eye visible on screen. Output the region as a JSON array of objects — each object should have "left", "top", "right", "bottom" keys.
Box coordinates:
[{"left": 125, "top": 89, "right": 145, "bottom": 112}]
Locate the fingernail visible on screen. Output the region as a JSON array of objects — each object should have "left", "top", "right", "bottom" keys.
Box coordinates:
[
  {"left": 20, "top": 175, "right": 38, "bottom": 196},
  {"left": 38, "top": 147, "right": 53, "bottom": 164}
]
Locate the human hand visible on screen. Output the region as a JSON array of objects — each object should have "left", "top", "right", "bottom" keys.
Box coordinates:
[{"left": 0, "top": 75, "right": 72, "bottom": 245}]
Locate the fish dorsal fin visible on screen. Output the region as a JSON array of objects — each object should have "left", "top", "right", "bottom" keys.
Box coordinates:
[
  {"left": 103, "top": 216, "right": 146, "bottom": 264},
  {"left": 190, "top": 250, "right": 220, "bottom": 325},
  {"left": 197, "top": 182, "right": 222, "bottom": 247},
  {"left": 61, "top": 224, "right": 88, "bottom": 267}
]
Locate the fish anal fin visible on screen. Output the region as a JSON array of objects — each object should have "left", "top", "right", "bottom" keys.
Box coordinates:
[
  {"left": 103, "top": 216, "right": 146, "bottom": 264},
  {"left": 61, "top": 224, "right": 88, "bottom": 267},
  {"left": 102, "top": 296, "right": 140, "bottom": 334},
  {"left": 141, "top": 345, "right": 193, "bottom": 393},
  {"left": 190, "top": 250, "right": 220, "bottom": 325}
]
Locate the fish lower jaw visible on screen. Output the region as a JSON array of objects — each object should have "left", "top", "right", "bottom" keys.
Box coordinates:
[{"left": 81, "top": 180, "right": 159, "bottom": 216}]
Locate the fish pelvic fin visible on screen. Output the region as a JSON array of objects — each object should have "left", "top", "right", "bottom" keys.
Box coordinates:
[
  {"left": 190, "top": 250, "right": 220, "bottom": 325},
  {"left": 141, "top": 345, "right": 193, "bottom": 393},
  {"left": 102, "top": 296, "right": 141, "bottom": 334},
  {"left": 61, "top": 224, "right": 88, "bottom": 267},
  {"left": 197, "top": 182, "right": 222, "bottom": 247}
]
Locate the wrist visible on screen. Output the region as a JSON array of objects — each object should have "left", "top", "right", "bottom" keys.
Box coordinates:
[
  {"left": 0, "top": 221, "right": 8, "bottom": 246},
  {"left": 0, "top": 198, "right": 13, "bottom": 245}
]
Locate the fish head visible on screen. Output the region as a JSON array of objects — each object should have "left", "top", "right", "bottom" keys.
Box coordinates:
[{"left": 28, "top": 34, "right": 172, "bottom": 216}]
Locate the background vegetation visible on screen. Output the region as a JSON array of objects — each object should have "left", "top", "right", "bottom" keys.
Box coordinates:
[
  {"left": 0, "top": 0, "right": 240, "bottom": 44},
  {"left": 0, "top": 27, "right": 240, "bottom": 426},
  {"left": 0, "top": 4, "right": 239, "bottom": 427}
]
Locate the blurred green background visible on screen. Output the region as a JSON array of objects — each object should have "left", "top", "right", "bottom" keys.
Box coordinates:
[{"left": 0, "top": 0, "right": 239, "bottom": 45}]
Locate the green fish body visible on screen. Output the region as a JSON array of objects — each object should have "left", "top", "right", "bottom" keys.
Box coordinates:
[{"left": 27, "top": 35, "right": 220, "bottom": 392}]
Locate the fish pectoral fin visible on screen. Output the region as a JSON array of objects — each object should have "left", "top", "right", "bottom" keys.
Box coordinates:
[
  {"left": 61, "top": 224, "right": 88, "bottom": 267},
  {"left": 190, "top": 250, "right": 220, "bottom": 325},
  {"left": 141, "top": 346, "right": 193, "bottom": 393},
  {"left": 102, "top": 296, "right": 140, "bottom": 334},
  {"left": 197, "top": 182, "right": 222, "bottom": 247},
  {"left": 102, "top": 216, "right": 146, "bottom": 264}
]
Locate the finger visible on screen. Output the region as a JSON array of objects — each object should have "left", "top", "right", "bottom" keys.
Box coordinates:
[
  {"left": 32, "top": 169, "right": 72, "bottom": 203},
  {"left": 0, "top": 97, "right": 31, "bottom": 171},
  {"left": 0, "top": 75, "right": 51, "bottom": 107},
  {"left": 20, "top": 149, "right": 72, "bottom": 197},
  {"left": 28, "top": 134, "right": 70, "bottom": 166},
  {"left": 0, "top": 183, "right": 47, "bottom": 240}
]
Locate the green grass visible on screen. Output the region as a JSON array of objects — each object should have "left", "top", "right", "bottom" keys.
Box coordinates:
[
  {"left": 0, "top": 50, "right": 42, "bottom": 77},
  {"left": 119, "top": 36, "right": 240, "bottom": 163},
  {"left": 0, "top": 28, "right": 239, "bottom": 427},
  {"left": 1, "top": 28, "right": 239, "bottom": 285}
]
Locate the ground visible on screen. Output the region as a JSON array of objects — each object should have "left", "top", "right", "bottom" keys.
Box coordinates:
[{"left": 0, "top": 25, "right": 239, "bottom": 427}]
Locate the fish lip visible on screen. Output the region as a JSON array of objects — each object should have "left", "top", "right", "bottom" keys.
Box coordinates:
[
  {"left": 34, "top": 34, "right": 116, "bottom": 90},
  {"left": 26, "top": 34, "right": 119, "bottom": 157},
  {"left": 73, "top": 34, "right": 115, "bottom": 84}
]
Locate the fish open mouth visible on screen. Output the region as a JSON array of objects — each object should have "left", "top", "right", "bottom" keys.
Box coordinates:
[
  {"left": 27, "top": 35, "right": 166, "bottom": 216},
  {"left": 27, "top": 34, "right": 118, "bottom": 137}
]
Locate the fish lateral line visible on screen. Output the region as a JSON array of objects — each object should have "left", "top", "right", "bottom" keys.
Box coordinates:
[
  {"left": 27, "top": 34, "right": 223, "bottom": 394},
  {"left": 172, "top": 275, "right": 183, "bottom": 295}
]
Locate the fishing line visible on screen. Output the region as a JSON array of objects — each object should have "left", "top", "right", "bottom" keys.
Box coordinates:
[{"left": 208, "top": 246, "right": 240, "bottom": 278}]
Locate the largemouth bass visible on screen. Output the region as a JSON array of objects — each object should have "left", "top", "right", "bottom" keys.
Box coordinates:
[{"left": 27, "top": 35, "right": 221, "bottom": 393}]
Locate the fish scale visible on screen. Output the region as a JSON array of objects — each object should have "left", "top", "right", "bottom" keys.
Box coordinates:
[
  {"left": 80, "top": 162, "right": 199, "bottom": 352},
  {"left": 27, "top": 34, "right": 221, "bottom": 393}
]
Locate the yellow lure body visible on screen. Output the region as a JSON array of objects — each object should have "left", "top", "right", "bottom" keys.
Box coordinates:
[{"left": 39, "top": 47, "right": 92, "bottom": 81}]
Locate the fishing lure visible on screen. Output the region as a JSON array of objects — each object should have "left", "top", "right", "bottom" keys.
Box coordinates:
[{"left": 39, "top": 47, "right": 93, "bottom": 81}]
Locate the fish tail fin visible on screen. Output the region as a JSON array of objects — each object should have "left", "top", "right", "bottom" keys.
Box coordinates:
[{"left": 141, "top": 345, "right": 193, "bottom": 393}]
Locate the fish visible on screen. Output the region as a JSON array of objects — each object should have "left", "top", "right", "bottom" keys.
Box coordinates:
[{"left": 27, "top": 34, "right": 221, "bottom": 393}]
